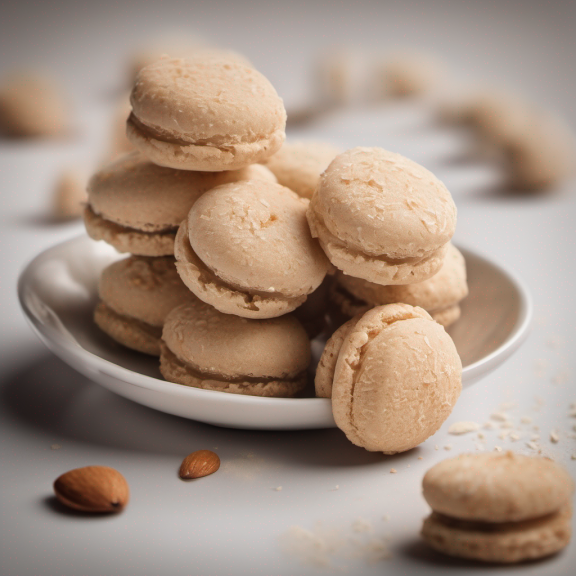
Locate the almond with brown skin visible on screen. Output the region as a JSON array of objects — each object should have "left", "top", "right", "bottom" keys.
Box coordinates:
[
  {"left": 179, "top": 450, "right": 220, "bottom": 479},
  {"left": 53, "top": 466, "right": 129, "bottom": 512}
]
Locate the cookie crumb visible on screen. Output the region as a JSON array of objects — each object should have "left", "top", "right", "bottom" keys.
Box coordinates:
[
  {"left": 434, "top": 445, "right": 439, "bottom": 450},
  {"left": 477, "top": 432, "right": 486, "bottom": 440},
  {"left": 510, "top": 432, "right": 521, "bottom": 442},
  {"left": 527, "top": 441, "right": 539, "bottom": 450},
  {"left": 550, "top": 430, "right": 560, "bottom": 443},
  {"left": 448, "top": 421, "right": 480, "bottom": 435},
  {"left": 274, "top": 486, "right": 283, "bottom": 491},
  {"left": 50, "top": 443, "right": 61, "bottom": 450},
  {"left": 494, "top": 446, "right": 503, "bottom": 452},
  {"left": 491, "top": 412, "right": 509, "bottom": 422},
  {"left": 390, "top": 468, "right": 397, "bottom": 474},
  {"left": 520, "top": 416, "right": 532, "bottom": 424},
  {"left": 571, "top": 454, "right": 576, "bottom": 460},
  {"left": 417, "top": 456, "right": 423, "bottom": 460},
  {"left": 483, "top": 421, "right": 497, "bottom": 430},
  {"left": 352, "top": 518, "right": 373, "bottom": 533},
  {"left": 444, "top": 444, "right": 452, "bottom": 451}
]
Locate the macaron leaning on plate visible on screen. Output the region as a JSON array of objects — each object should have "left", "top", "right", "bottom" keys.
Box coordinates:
[
  {"left": 126, "top": 55, "right": 287, "bottom": 171},
  {"left": 174, "top": 179, "right": 331, "bottom": 319},
  {"left": 94, "top": 256, "right": 196, "bottom": 356},
  {"left": 307, "top": 147, "right": 457, "bottom": 285},
  {"left": 315, "top": 303, "right": 462, "bottom": 453},
  {"left": 160, "top": 300, "right": 311, "bottom": 397},
  {"left": 84, "top": 150, "right": 276, "bottom": 257},
  {"left": 421, "top": 451, "right": 575, "bottom": 563}
]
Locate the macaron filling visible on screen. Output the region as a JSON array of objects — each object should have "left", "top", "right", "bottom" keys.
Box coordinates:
[
  {"left": 94, "top": 301, "right": 162, "bottom": 356},
  {"left": 84, "top": 206, "right": 176, "bottom": 256}
]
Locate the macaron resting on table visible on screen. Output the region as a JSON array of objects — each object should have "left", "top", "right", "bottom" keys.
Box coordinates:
[
  {"left": 421, "top": 452, "right": 575, "bottom": 563},
  {"left": 126, "top": 55, "right": 287, "bottom": 171},
  {"left": 307, "top": 147, "right": 457, "bottom": 284}
]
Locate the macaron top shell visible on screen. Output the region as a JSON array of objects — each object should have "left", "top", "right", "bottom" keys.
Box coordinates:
[
  {"left": 99, "top": 256, "right": 194, "bottom": 327},
  {"left": 130, "top": 56, "right": 286, "bottom": 148},
  {"left": 332, "top": 303, "right": 462, "bottom": 453},
  {"left": 312, "top": 147, "right": 456, "bottom": 259},
  {"left": 262, "top": 141, "right": 341, "bottom": 199},
  {"left": 88, "top": 151, "right": 276, "bottom": 232},
  {"left": 162, "top": 300, "right": 311, "bottom": 380},
  {"left": 188, "top": 180, "right": 330, "bottom": 298},
  {"left": 338, "top": 243, "right": 468, "bottom": 311},
  {"left": 423, "top": 452, "right": 575, "bottom": 523}
]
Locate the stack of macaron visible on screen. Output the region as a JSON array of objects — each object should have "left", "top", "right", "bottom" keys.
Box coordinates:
[{"left": 85, "top": 52, "right": 466, "bottom": 449}]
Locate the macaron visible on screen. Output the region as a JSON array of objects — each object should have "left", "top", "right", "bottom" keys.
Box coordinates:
[
  {"left": 126, "top": 56, "right": 286, "bottom": 171},
  {"left": 160, "top": 300, "right": 311, "bottom": 397},
  {"left": 0, "top": 72, "right": 69, "bottom": 138},
  {"left": 421, "top": 452, "right": 574, "bottom": 563},
  {"left": 94, "top": 256, "right": 196, "bottom": 355},
  {"left": 330, "top": 243, "right": 468, "bottom": 327},
  {"left": 84, "top": 150, "right": 276, "bottom": 256},
  {"left": 307, "top": 147, "right": 457, "bottom": 285},
  {"left": 174, "top": 179, "right": 331, "bottom": 319},
  {"left": 316, "top": 303, "right": 462, "bottom": 453},
  {"left": 261, "top": 141, "right": 341, "bottom": 199}
]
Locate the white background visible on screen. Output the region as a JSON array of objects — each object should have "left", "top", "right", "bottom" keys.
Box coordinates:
[{"left": 1, "top": 1, "right": 575, "bottom": 574}]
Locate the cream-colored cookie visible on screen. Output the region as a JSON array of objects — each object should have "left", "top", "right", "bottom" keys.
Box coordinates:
[
  {"left": 330, "top": 243, "right": 467, "bottom": 327},
  {"left": 307, "top": 147, "right": 457, "bottom": 284},
  {"left": 261, "top": 141, "right": 340, "bottom": 199},
  {"left": 421, "top": 452, "right": 575, "bottom": 563},
  {"left": 85, "top": 151, "right": 276, "bottom": 256},
  {"left": 0, "top": 72, "right": 69, "bottom": 137},
  {"left": 174, "top": 180, "right": 330, "bottom": 319},
  {"left": 127, "top": 56, "right": 286, "bottom": 171},
  {"left": 160, "top": 300, "right": 311, "bottom": 397},
  {"left": 94, "top": 256, "right": 196, "bottom": 355},
  {"left": 317, "top": 303, "right": 462, "bottom": 452}
]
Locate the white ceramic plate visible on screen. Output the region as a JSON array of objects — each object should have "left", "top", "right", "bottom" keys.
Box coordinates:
[{"left": 18, "top": 235, "right": 532, "bottom": 430}]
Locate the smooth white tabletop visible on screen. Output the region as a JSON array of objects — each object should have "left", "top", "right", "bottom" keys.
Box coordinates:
[{"left": 1, "top": 1, "right": 575, "bottom": 575}]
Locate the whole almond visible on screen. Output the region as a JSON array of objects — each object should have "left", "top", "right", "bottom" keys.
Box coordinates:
[
  {"left": 53, "top": 466, "right": 129, "bottom": 512},
  {"left": 179, "top": 450, "right": 220, "bottom": 479}
]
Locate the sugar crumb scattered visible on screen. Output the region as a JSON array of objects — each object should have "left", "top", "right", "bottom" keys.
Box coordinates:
[
  {"left": 520, "top": 416, "right": 532, "bottom": 425},
  {"left": 417, "top": 456, "right": 423, "bottom": 460},
  {"left": 448, "top": 421, "right": 480, "bottom": 435},
  {"left": 491, "top": 412, "right": 509, "bottom": 422},
  {"left": 444, "top": 444, "right": 452, "bottom": 451},
  {"left": 494, "top": 446, "right": 503, "bottom": 452},
  {"left": 274, "top": 486, "right": 283, "bottom": 491},
  {"left": 550, "top": 430, "right": 560, "bottom": 443},
  {"left": 527, "top": 442, "right": 539, "bottom": 451},
  {"left": 390, "top": 468, "right": 397, "bottom": 474}
]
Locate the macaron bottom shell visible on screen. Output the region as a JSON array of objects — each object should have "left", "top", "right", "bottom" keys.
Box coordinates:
[
  {"left": 126, "top": 114, "right": 285, "bottom": 172},
  {"left": 84, "top": 207, "right": 176, "bottom": 257},
  {"left": 421, "top": 505, "right": 572, "bottom": 564},
  {"left": 159, "top": 342, "right": 307, "bottom": 397},
  {"left": 94, "top": 301, "right": 161, "bottom": 356}
]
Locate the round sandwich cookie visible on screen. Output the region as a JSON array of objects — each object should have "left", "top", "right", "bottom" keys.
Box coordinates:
[
  {"left": 94, "top": 256, "right": 196, "bottom": 355},
  {"left": 315, "top": 303, "right": 462, "bottom": 453},
  {"left": 421, "top": 451, "right": 575, "bottom": 563},
  {"left": 307, "top": 147, "right": 457, "bottom": 285},
  {"left": 330, "top": 243, "right": 468, "bottom": 327},
  {"left": 126, "top": 56, "right": 286, "bottom": 171},
  {"left": 261, "top": 141, "right": 340, "bottom": 199},
  {"left": 160, "top": 300, "right": 311, "bottom": 397},
  {"left": 174, "top": 179, "right": 331, "bottom": 319},
  {"left": 85, "top": 150, "right": 276, "bottom": 257}
]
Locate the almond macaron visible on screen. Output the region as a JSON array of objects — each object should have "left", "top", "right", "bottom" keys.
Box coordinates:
[
  {"left": 160, "top": 300, "right": 311, "bottom": 397},
  {"left": 315, "top": 303, "right": 462, "bottom": 453},
  {"left": 421, "top": 451, "right": 574, "bottom": 563},
  {"left": 84, "top": 150, "right": 276, "bottom": 257},
  {"left": 261, "top": 141, "right": 341, "bottom": 199},
  {"left": 307, "top": 147, "right": 457, "bottom": 285},
  {"left": 330, "top": 243, "right": 468, "bottom": 327},
  {"left": 126, "top": 56, "right": 287, "bottom": 171},
  {"left": 94, "top": 256, "right": 196, "bottom": 355},
  {"left": 174, "top": 179, "right": 331, "bottom": 319}
]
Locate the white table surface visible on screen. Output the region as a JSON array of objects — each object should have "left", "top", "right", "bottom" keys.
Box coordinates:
[{"left": 1, "top": 1, "right": 575, "bottom": 575}]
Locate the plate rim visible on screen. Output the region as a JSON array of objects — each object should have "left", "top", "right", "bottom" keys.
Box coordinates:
[{"left": 18, "top": 234, "right": 533, "bottom": 408}]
